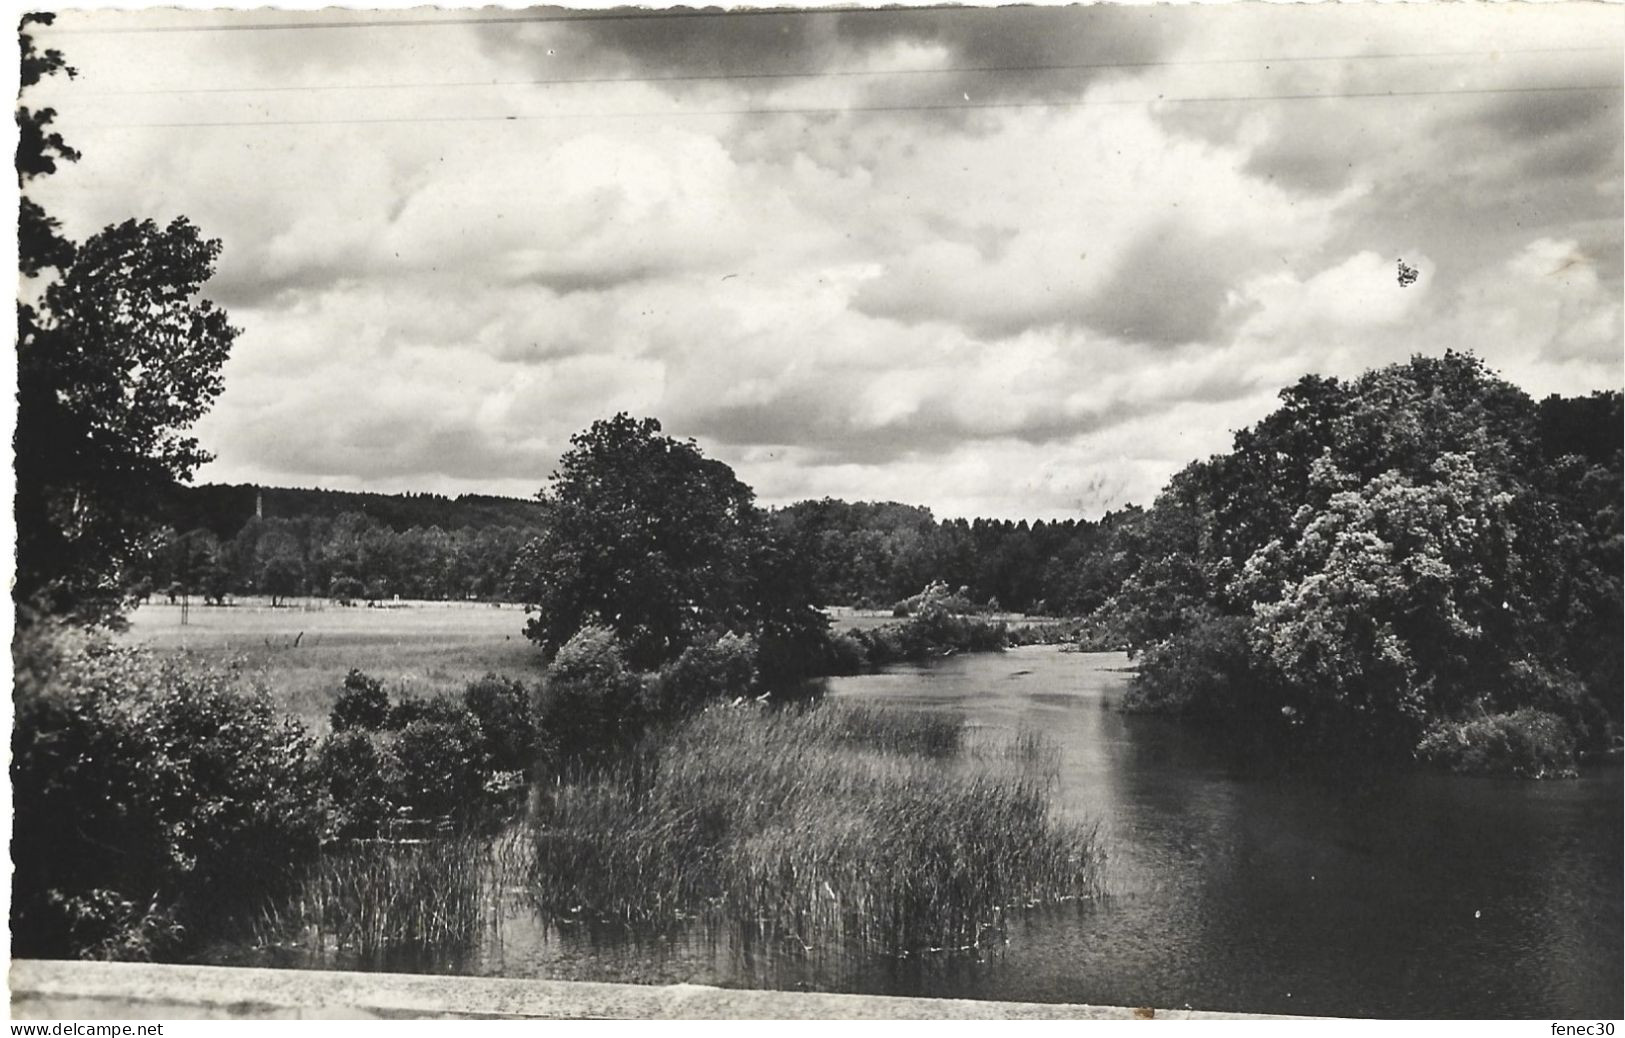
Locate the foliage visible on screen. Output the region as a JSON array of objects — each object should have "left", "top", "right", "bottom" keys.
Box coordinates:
[
  {"left": 821, "top": 629, "right": 871, "bottom": 675},
  {"left": 1120, "top": 615, "right": 1257, "bottom": 717},
  {"left": 153, "top": 479, "right": 1134, "bottom": 617},
  {"left": 891, "top": 579, "right": 980, "bottom": 617},
  {"left": 317, "top": 672, "right": 536, "bottom": 836},
  {"left": 17, "top": 211, "right": 237, "bottom": 622},
  {"left": 1416, "top": 709, "right": 1579, "bottom": 779},
  {"left": 16, "top": 28, "right": 237, "bottom": 625},
  {"left": 160, "top": 483, "right": 549, "bottom": 541},
  {"left": 771, "top": 498, "right": 1138, "bottom": 616},
  {"left": 386, "top": 692, "right": 470, "bottom": 730},
  {"left": 529, "top": 702, "right": 1102, "bottom": 959},
  {"left": 639, "top": 631, "right": 758, "bottom": 721},
  {"left": 1104, "top": 352, "right": 1622, "bottom": 766},
  {"left": 535, "top": 625, "right": 645, "bottom": 768},
  {"left": 317, "top": 728, "right": 401, "bottom": 840},
  {"left": 259, "top": 554, "right": 305, "bottom": 606},
  {"left": 393, "top": 715, "right": 488, "bottom": 820},
  {"left": 514, "top": 415, "right": 761, "bottom": 666},
  {"left": 330, "top": 669, "right": 390, "bottom": 732},
  {"left": 17, "top": 14, "right": 79, "bottom": 278},
  {"left": 329, "top": 575, "right": 365, "bottom": 605},
  {"left": 11, "top": 623, "right": 323, "bottom": 958},
  {"left": 841, "top": 611, "right": 1009, "bottom": 670},
  {"left": 462, "top": 673, "right": 538, "bottom": 774},
  {"left": 513, "top": 414, "right": 825, "bottom": 670}
]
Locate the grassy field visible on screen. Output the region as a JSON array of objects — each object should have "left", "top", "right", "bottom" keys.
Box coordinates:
[
  {"left": 122, "top": 598, "right": 545, "bottom": 729},
  {"left": 123, "top": 600, "right": 1056, "bottom": 730}
]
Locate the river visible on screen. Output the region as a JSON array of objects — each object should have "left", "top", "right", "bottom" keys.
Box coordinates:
[
  {"left": 818, "top": 647, "right": 1623, "bottom": 1018},
  {"left": 251, "top": 646, "right": 1624, "bottom": 1018}
]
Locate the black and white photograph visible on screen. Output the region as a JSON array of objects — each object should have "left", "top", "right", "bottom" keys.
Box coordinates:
[{"left": 10, "top": 1, "right": 1623, "bottom": 1023}]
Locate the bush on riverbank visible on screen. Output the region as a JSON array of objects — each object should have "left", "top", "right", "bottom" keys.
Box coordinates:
[
  {"left": 529, "top": 702, "right": 1101, "bottom": 959},
  {"left": 318, "top": 672, "right": 536, "bottom": 837},
  {"left": 638, "top": 631, "right": 757, "bottom": 719},
  {"left": 11, "top": 623, "right": 324, "bottom": 959},
  {"left": 839, "top": 612, "right": 1009, "bottom": 669},
  {"left": 1416, "top": 709, "right": 1579, "bottom": 778}
]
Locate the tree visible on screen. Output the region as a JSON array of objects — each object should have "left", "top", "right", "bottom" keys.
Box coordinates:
[
  {"left": 515, "top": 415, "right": 774, "bottom": 668},
  {"left": 15, "top": 24, "right": 238, "bottom": 625},
  {"left": 17, "top": 14, "right": 79, "bottom": 280},
  {"left": 260, "top": 555, "right": 304, "bottom": 607},
  {"left": 1107, "top": 352, "right": 1622, "bottom": 758},
  {"left": 328, "top": 575, "right": 365, "bottom": 606}
]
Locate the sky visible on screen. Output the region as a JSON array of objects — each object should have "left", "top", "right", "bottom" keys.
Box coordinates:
[{"left": 24, "top": 2, "right": 1625, "bottom": 521}]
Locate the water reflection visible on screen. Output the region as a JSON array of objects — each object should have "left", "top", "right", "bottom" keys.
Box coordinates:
[
  {"left": 231, "top": 647, "right": 1621, "bottom": 1018},
  {"left": 830, "top": 648, "right": 1622, "bottom": 1018}
]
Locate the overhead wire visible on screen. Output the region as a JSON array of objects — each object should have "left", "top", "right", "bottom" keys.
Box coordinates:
[
  {"left": 75, "top": 82, "right": 1618, "bottom": 131},
  {"left": 37, "top": 14, "right": 1618, "bottom": 130},
  {"left": 46, "top": 6, "right": 993, "bottom": 34},
  {"left": 80, "top": 45, "right": 1621, "bottom": 97}
]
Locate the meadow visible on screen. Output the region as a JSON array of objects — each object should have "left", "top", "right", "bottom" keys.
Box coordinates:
[
  {"left": 121, "top": 598, "right": 544, "bottom": 729},
  {"left": 122, "top": 600, "right": 1052, "bottom": 728}
]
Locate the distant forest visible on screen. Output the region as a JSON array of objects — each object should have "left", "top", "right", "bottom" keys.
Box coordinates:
[
  {"left": 140, "top": 375, "right": 1622, "bottom": 633},
  {"left": 138, "top": 481, "right": 1131, "bottom": 613}
]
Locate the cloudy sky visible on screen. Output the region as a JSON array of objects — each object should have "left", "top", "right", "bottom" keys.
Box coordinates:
[{"left": 27, "top": 3, "right": 1624, "bottom": 520}]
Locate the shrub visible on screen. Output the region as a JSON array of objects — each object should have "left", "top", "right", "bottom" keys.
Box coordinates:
[
  {"left": 394, "top": 716, "right": 488, "bottom": 819},
  {"left": 463, "top": 674, "right": 538, "bottom": 774},
  {"left": 1121, "top": 616, "right": 1255, "bottom": 716},
  {"left": 538, "top": 626, "right": 644, "bottom": 769},
  {"left": 329, "top": 575, "right": 364, "bottom": 606},
  {"left": 1416, "top": 709, "right": 1579, "bottom": 778},
  {"left": 318, "top": 728, "right": 401, "bottom": 839},
  {"left": 386, "top": 691, "right": 468, "bottom": 730},
  {"left": 909, "top": 609, "right": 1008, "bottom": 653},
  {"left": 330, "top": 669, "right": 389, "bottom": 732},
  {"left": 11, "top": 623, "right": 323, "bottom": 959},
  {"left": 824, "top": 629, "right": 870, "bottom": 675},
  {"left": 891, "top": 580, "right": 979, "bottom": 619},
  {"left": 640, "top": 632, "right": 757, "bottom": 720},
  {"left": 319, "top": 682, "right": 530, "bottom": 834}
]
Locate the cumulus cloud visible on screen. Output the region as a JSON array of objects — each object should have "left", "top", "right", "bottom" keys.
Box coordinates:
[{"left": 26, "top": 5, "right": 1623, "bottom": 520}]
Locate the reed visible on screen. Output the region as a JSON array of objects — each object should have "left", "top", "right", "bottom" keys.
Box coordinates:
[
  {"left": 271, "top": 836, "right": 491, "bottom": 960},
  {"left": 530, "top": 702, "right": 1101, "bottom": 960}
]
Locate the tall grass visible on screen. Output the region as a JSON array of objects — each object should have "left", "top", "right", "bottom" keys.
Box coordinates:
[
  {"left": 268, "top": 836, "right": 495, "bottom": 962},
  {"left": 530, "top": 702, "right": 1101, "bottom": 961}
]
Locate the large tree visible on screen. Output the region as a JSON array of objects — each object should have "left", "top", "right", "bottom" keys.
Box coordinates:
[
  {"left": 514, "top": 414, "right": 824, "bottom": 670},
  {"left": 1110, "top": 352, "right": 1622, "bottom": 753},
  {"left": 15, "top": 19, "right": 238, "bottom": 625}
]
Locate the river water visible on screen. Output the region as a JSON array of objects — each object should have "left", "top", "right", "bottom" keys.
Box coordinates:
[
  {"left": 818, "top": 647, "right": 1623, "bottom": 1018},
  {"left": 251, "top": 647, "right": 1623, "bottom": 1017}
]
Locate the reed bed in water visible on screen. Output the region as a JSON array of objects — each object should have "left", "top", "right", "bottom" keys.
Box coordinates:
[
  {"left": 269, "top": 836, "right": 493, "bottom": 959},
  {"left": 531, "top": 701, "right": 1102, "bottom": 959}
]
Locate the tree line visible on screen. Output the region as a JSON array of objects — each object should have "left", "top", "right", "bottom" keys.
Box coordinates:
[
  {"left": 156, "top": 483, "right": 548, "bottom": 541},
  {"left": 134, "top": 514, "right": 542, "bottom": 606},
  {"left": 769, "top": 499, "right": 1144, "bottom": 616},
  {"left": 138, "top": 481, "right": 1144, "bottom": 616}
]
